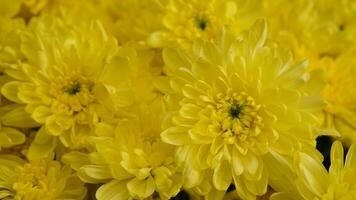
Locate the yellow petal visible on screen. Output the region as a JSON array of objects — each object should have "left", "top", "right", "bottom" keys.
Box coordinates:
[
  {"left": 232, "top": 148, "right": 244, "bottom": 176},
  {"left": 270, "top": 192, "right": 300, "bottom": 200},
  {"left": 147, "top": 31, "right": 171, "bottom": 48},
  {"left": 161, "top": 126, "right": 191, "bottom": 145},
  {"left": 101, "top": 56, "right": 131, "bottom": 87},
  {"left": 17, "top": 84, "right": 41, "bottom": 104},
  {"left": 110, "top": 163, "right": 133, "bottom": 180},
  {"left": 206, "top": 188, "right": 225, "bottom": 200},
  {"left": 152, "top": 167, "right": 172, "bottom": 192},
  {"left": 0, "top": 190, "right": 12, "bottom": 199},
  {"left": 330, "top": 141, "right": 344, "bottom": 175},
  {"left": 27, "top": 127, "right": 57, "bottom": 160},
  {"left": 112, "top": 88, "right": 135, "bottom": 108},
  {"left": 192, "top": 61, "right": 220, "bottom": 83},
  {"left": 31, "top": 106, "right": 52, "bottom": 123},
  {"left": 182, "top": 84, "right": 204, "bottom": 100},
  {"left": 213, "top": 159, "right": 232, "bottom": 191},
  {"left": 0, "top": 0, "right": 22, "bottom": 17},
  {"left": 1, "top": 81, "right": 22, "bottom": 104},
  {"left": 298, "top": 153, "right": 328, "bottom": 197},
  {"left": 241, "top": 152, "right": 259, "bottom": 175},
  {"left": 272, "top": 134, "right": 298, "bottom": 155},
  {"left": 245, "top": 19, "right": 267, "bottom": 50},
  {"left": 153, "top": 76, "right": 173, "bottom": 94},
  {"left": 1, "top": 127, "right": 25, "bottom": 146},
  {"left": 345, "top": 142, "right": 356, "bottom": 169},
  {"left": 163, "top": 48, "right": 191, "bottom": 72},
  {"left": 80, "top": 165, "right": 112, "bottom": 181},
  {"left": 127, "top": 176, "right": 155, "bottom": 198},
  {"left": 298, "top": 96, "right": 325, "bottom": 112},
  {"left": 242, "top": 168, "right": 268, "bottom": 195},
  {"left": 1, "top": 106, "right": 39, "bottom": 128},
  {"left": 234, "top": 175, "right": 256, "bottom": 200},
  {"left": 96, "top": 180, "right": 130, "bottom": 200},
  {"left": 183, "top": 166, "right": 203, "bottom": 188},
  {"left": 62, "top": 151, "right": 90, "bottom": 171},
  {"left": 179, "top": 104, "right": 201, "bottom": 120},
  {"left": 45, "top": 115, "right": 63, "bottom": 136}
]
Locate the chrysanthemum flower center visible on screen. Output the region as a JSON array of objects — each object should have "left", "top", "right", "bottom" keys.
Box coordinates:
[
  {"left": 64, "top": 82, "right": 81, "bottom": 95},
  {"left": 166, "top": 2, "right": 220, "bottom": 43},
  {"left": 190, "top": 11, "right": 217, "bottom": 35},
  {"left": 13, "top": 162, "right": 51, "bottom": 198},
  {"left": 229, "top": 102, "right": 242, "bottom": 119},
  {"left": 196, "top": 16, "right": 208, "bottom": 31},
  {"left": 213, "top": 92, "right": 263, "bottom": 143},
  {"left": 49, "top": 74, "right": 95, "bottom": 117}
]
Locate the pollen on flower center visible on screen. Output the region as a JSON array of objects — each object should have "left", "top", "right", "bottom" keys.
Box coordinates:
[{"left": 212, "top": 92, "right": 263, "bottom": 143}]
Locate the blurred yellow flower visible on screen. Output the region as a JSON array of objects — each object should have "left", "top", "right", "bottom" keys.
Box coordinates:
[
  {"left": 263, "top": 0, "right": 356, "bottom": 145},
  {"left": 0, "top": 0, "right": 355, "bottom": 199},
  {"left": 263, "top": 0, "right": 356, "bottom": 61},
  {"left": 148, "top": 0, "right": 261, "bottom": 50},
  {"left": 271, "top": 141, "right": 356, "bottom": 200},
  {"left": 100, "top": 0, "right": 164, "bottom": 45},
  {"left": 321, "top": 53, "right": 356, "bottom": 146},
  {"left": 0, "top": 155, "right": 86, "bottom": 200}
]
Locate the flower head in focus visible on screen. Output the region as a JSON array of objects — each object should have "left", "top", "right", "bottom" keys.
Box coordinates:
[{"left": 157, "top": 20, "right": 325, "bottom": 199}]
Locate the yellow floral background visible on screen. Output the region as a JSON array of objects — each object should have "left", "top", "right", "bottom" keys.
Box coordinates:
[{"left": 0, "top": 0, "right": 355, "bottom": 200}]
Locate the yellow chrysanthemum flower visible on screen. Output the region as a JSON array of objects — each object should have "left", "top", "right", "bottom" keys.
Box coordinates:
[
  {"left": 64, "top": 99, "right": 183, "bottom": 200},
  {"left": 0, "top": 155, "right": 86, "bottom": 200},
  {"left": 148, "top": 0, "right": 261, "bottom": 51},
  {"left": 1, "top": 13, "right": 161, "bottom": 157},
  {"left": 1, "top": 17, "right": 118, "bottom": 149},
  {"left": 157, "top": 20, "right": 325, "bottom": 199},
  {"left": 271, "top": 141, "right": 356, "bottom": 200}
]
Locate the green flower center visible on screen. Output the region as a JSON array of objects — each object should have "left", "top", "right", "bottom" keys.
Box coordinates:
[
  {"left": 212, "top": 92, "right": 264, "bottom": 144},
  {"left": 229, "top": 101, "right": 242, "bottom": 119},
  {"left": 196, "top": 17, "right": 207, "bottom": 31},
  {"left": 64, "top": 82, "right": 81, "bottom": 95}
]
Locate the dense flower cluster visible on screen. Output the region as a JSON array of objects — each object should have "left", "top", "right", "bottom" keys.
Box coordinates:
[{"left": 0, "top": 0, "right": 355, "bottom": 200}]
